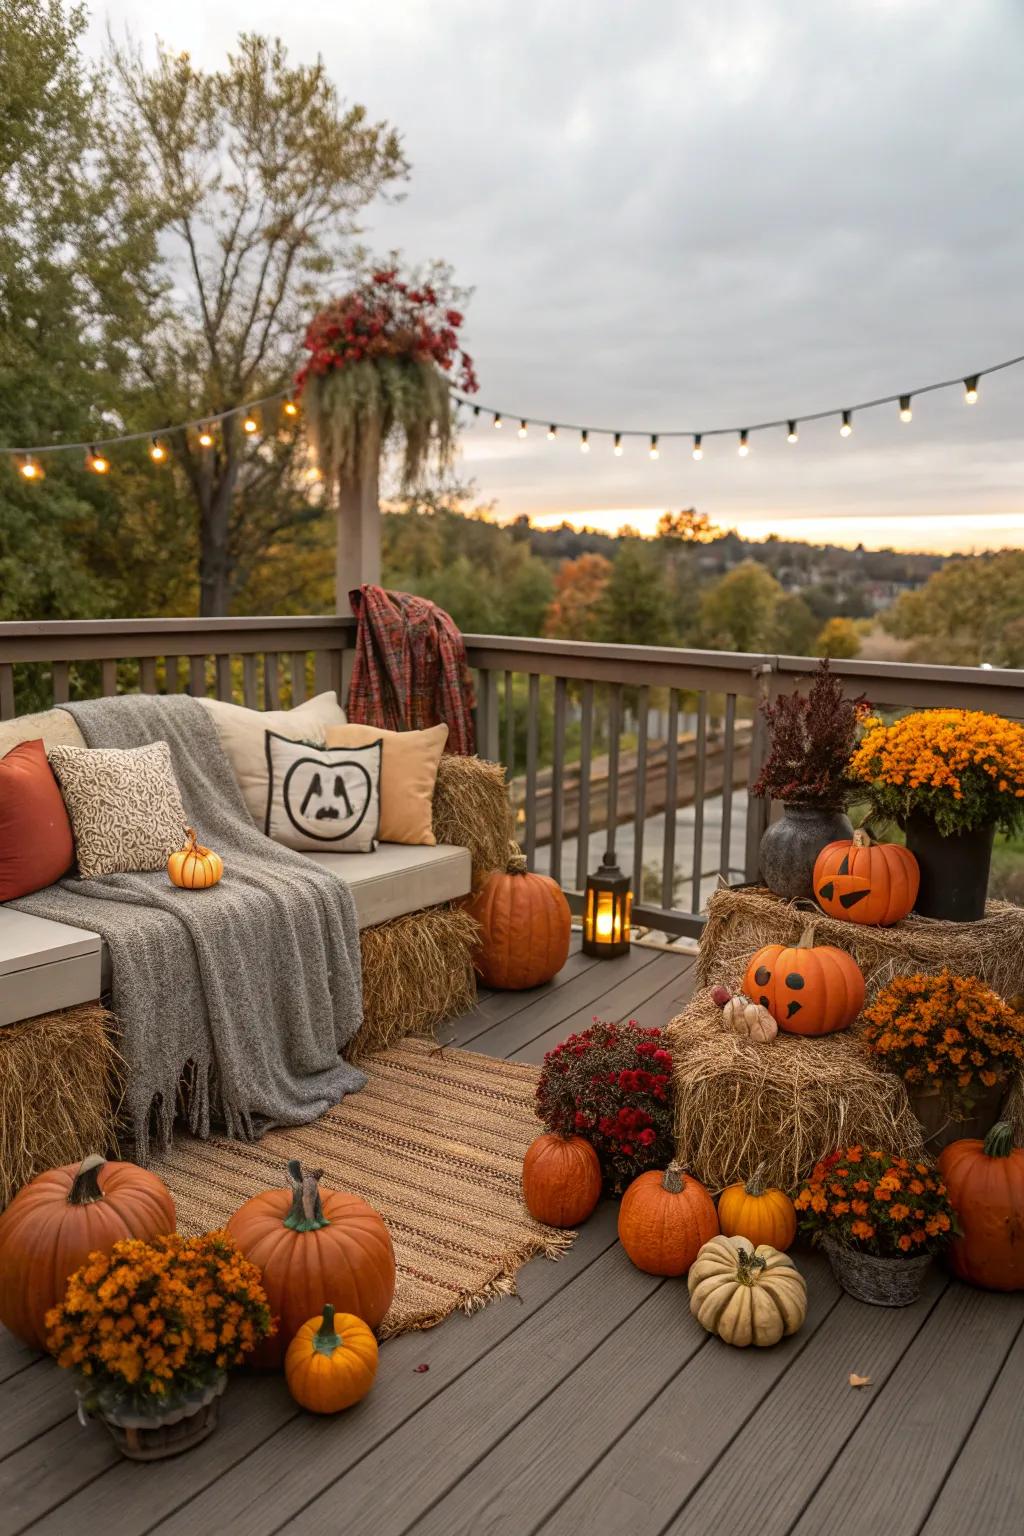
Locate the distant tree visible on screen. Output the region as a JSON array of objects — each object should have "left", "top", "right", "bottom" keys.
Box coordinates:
[
  {"left": 815, "top": 616, "right": 862, "bottom": 659},
  {"left": 696, "top": 561, "right": 783, "bottom": 652},
  {"left": 884, "top": 550, "right": 1024, "bottom": 667},
  {"left": 655, "top": 508, "right": 719, "bottom": 543},
  {"left": 773, "top": 593, "right": 819, "bottom": 655},
  {"left": 543, "top": 553, "right": 613, "bottom": 641},
  {"left": 597, "top": 542, "right": 676, "bottom": 647}
]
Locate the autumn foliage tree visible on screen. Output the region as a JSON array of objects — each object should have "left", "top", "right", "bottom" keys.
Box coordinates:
[{"left": 543, "top": 553, "right": 612, "bottom": 641}]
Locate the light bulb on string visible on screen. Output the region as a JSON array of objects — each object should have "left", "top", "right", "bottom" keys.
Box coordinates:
[
  {"left": 786, "top": 421, "right": 798, "bottom": 444},
  {"left": 964, "top": 376, "right": 979, "bottom": 404},
  {"left": 839, "top": 410, "right": 853, "bottom": 437},
  {"left": 547, "top": 424, "right": 557, "bottom": 440},
  {"left": 692, "top": 434, "right": 703, "bottom": 460},
  {"left": 738, "top": 430, "right": 749, "bottom": 457},
  {"left": 282, "top": 398, "right": 299, "bottom": 419},
  {"left": 613, "top": 432, "right": 623, "bottom": 456},
  {"left": 649, "top": 434, "right": 659, "bottom": 460},
  {"left": 899, "top": 396, "right": 913, "bottom": 423},
  {"left": 242, "top": 412, "right": 259, "bottom": 436},
  {"left": 518, "top": 420, "right": 528, "bottom": 438},
  {"left": 304, "top": 463, "right": 323, "bottom": 484},
  {"left": 149, "top": 438, "right": 168, "bottom": 463},
  {"left": 19, "top": 457, "right": 44, "bottom": 481},
  {"left": 198, "top": 426, "right": 214, "bottom": 448},
  {"left": 493, "top": 413, "right": 503, "bottom": 429},
  {"left": 580, "top": 429, "right": 590, "bottom": 454},
  {"left": 87, "top": 446, "right": 110, "bottom": 475},
  {"left": 472, "top": 405, "right": 481, "bottom": 418}
]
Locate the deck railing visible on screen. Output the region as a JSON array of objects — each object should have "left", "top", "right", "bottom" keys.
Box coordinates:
[{"left": 2, "top": 617, "right": 1022, "bottom": 935}]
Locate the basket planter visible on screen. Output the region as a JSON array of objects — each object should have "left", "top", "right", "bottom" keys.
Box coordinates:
[
  {"left": 821, "top": 1236, "right": 932, "bottom": 1307},
  {"left": 903, "top": 814, "right": 995, "bottom": 922},
  {"left": 759, "top": 804, "right": 852, "bottom": 901},
  {"left": 908, "top": 1080, "right": 1007, "bottom": 1153},
  {"left": 81, "top": 1371, "right": 227, "bottom": 1462}
]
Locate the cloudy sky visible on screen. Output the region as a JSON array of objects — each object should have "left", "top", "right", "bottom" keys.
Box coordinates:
[{"left": 92, "top": 0, "right": 1024, "bottom": 551}]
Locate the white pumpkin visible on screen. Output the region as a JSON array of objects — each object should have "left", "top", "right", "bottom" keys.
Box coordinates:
[
  {"left": 711, "top": 987, "right": 778, "bottom": 1043},
  {"left": 687, "top": 1234, "right": 807, "bottom": 1348}
]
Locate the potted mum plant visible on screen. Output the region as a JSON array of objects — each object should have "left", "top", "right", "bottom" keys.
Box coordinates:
[
  {"left": 794, "top": 1146, "right": 955, "bottom": 1306},
  {"left": 46, "top": 1231, "right": 273, "bottom": 1461},
  {"left": 536, "top": 1020, "right": 675, "bottom": 1194},
  {"left": 751, "top": 661, "right": 868, "bottom": 900},
  {"left": 860, "top": 971, "right": 1024, "bottom": 1150},
  {"left": 849, "top": 708, "right": 1024, "bottom": 920}
]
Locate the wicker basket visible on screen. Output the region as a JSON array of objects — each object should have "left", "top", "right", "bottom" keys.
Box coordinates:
[
  {"left": 821, "top": 1237, "right": 932, "bottom": 1307},
  {"left": 86, "top": 1372, "right": 227, "bottom": 1462}
]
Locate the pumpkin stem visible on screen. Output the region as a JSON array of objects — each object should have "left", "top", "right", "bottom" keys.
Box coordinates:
[
  {"left": 851, "top": 827, "right": 872, "bottom": 849},
  {"left": 283, "top": 1160, "right": 330, "bottom": 1232},
  {"left": 68, "top": 1154, "right": 107, "bottom": 1206},
  {"left": 983, "top": 1122, "right": 1016, "bottom": 1159},
  {"left": 507, "top": 843, "right": 528, "bottom": 875},
  {"left": 662, "top": 1161, "right": 685, "bottom": 1194},
  {"left": 735, "top": 1245, "right": 768, "bottom": 1284},
  {"left": 744, "top": 1164, "right": 767, "bottom": 1198},
  {"left": 314, "top": 1304, "right": 342, "bottom": 1356},
  {"left": 181, "top": 827, "right": 198, "bottom": 855},
  {"left": 796, "top": 924, "right": 817, "bottom": 950}
]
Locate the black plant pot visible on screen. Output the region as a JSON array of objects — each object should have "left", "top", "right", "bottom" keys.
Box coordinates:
[
  {"left": 759, "top": 803, "right": 853, "bottom": 901},
  {"left": 903, "top": 814, "right": 995, "bottom": 922}
]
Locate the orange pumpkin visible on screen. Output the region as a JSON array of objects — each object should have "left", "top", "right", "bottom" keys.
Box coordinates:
[
  {"left": 522, "top": 1133, "right": 602, "bottom": 1227},
  {"left": 717, "top": 1171, "right": 797, "bottom": 1252},
  {"left": 938, "top": 1122, "right": 1024, "bottom": 1291},
  {"left": 0, "top": 1154, "right": 175, "bottom": 1350},
  {"left": 226, "top": 1160, "right": 395, "bottom": 1367},
  {"left": 814, "top": 829, "right": 918, "bottom": 926},
  {"left": 284, "top": 1304, "right": 379, "bottom": 1413},
  {"left": 618, "top": 1161, "right": 719, "bottom": 1276},
  {"left": 465, "top": 847, "right": 571, "bottom": 989},
  {"left": 743, "top": 925, "right": 864, "bottom": 1036},
  {"left": 167, "top": 826, "right": 224, "bottom": 889}
]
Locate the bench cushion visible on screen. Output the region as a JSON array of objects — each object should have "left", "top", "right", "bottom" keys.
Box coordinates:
[{"left": 0, "top": 708, "right": 85, "bottom": 755}]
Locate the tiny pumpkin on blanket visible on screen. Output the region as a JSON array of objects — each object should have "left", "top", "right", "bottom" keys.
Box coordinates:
[
  {"left": 167, "top": 827, "right": 224, "bottom": 889},
  {"left": 710, "top": 985, "right": 778, "bottom": 1043}
]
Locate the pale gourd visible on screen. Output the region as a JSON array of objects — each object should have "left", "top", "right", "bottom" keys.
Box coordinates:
[
  {"left": 687, "top": 1234, "right": 807, "bottom": 1348},
  {"left": 710, "top": 986, "right": 778, "bottom": 1044}
]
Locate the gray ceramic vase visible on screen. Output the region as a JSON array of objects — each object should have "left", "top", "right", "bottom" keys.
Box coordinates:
[{"left": 759, "top": 803, "right": 853, "bottom": 901}]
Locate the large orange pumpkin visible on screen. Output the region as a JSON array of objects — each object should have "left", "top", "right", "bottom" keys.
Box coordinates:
[
  {"left": 743, "top": 925, "right": 864, "bottom": 1036},
  {"left": 522, "top": 1133, "right": 602, "bottom": 1227},
  {"left": 226, "top": 1160, "right": 395, "bottom": 1367},
  {"left": 717, "top": 1171, "right": 797, "bottom": 1252},
  {"left": 284, "top": 1304, "right": 379, "bottom": 1414},
  {"left": 618, "top": 1161, "right": 718, "bottom": 1276},
  {"left": 465, "top": 847, "right": 571, "bottom": 989},
  {"left": 938, "top": 1122, "right": 1024, "bottom": 1291},
  {"left": 813, "top": 829, "right": 919, "bottom": 926},
  {"left": 0, "top": 1154, "right": 175, "bottom": 1350}
]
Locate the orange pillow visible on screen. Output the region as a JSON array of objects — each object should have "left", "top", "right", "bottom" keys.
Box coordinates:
[
  {"left": 0, "top": 739, "right": 74, "bottom": 900},
  {"left": 324, "top": 723, "right": 448, "bottom": 845}
]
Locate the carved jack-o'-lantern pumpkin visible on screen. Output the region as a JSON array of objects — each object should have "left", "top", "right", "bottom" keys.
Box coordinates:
[
  {"left": 742, "top": 925, "right": 864, "bottom": 1036},
  {"left": 813, "top": 829, "right": 919, "bottom": 927}
]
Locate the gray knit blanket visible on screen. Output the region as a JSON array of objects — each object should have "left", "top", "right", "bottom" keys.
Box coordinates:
[{"left": 12, "top": 693, "right": 366, "bottom": 1162}]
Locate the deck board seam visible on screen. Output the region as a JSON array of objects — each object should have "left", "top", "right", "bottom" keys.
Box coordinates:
[{"left": 456, "top": 951, "right": 664, "bottom": 1051}]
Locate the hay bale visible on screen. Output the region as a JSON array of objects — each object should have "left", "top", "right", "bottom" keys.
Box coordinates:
[
  {"left": 432, "top": 755, "right": 512, "bottom": 886},
  {"left": 0, "top": 1003, "right": 122, "bottom": 1208},
  {"left": 697, "top": 885, "right": 1024, "bottom": 1002},
  {"left": 668, "top": 989, "right": 923, "bottom": 1192},
  {"left": 354, "top": 902, "right": 480, "bottom": 1058}
]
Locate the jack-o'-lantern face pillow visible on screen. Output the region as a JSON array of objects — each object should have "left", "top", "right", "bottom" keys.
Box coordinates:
[{"left": 742, "top": 926, "right": 864, "bottom": 1036}]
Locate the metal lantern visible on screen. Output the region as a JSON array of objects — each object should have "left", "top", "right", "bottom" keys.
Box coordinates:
[{"left": 582, "top": 854, "right": 632, "bottom": 958}]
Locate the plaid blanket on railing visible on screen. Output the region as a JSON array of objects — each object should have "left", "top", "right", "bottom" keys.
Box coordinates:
[{"left": 346, "top": 584, "right": 476, "bottom": 755}]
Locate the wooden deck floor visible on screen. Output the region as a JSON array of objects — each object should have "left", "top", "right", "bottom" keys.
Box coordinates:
[{"left": 3, "top": 937, "right": 1024, "bottom": 1535}]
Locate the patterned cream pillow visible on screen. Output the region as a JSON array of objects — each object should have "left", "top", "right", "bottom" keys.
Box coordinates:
[{"left": 47, "top": 741, "right": 188, "bottom": 879}]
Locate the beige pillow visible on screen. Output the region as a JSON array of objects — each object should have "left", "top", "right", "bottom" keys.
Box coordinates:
[
  {"left": 324, "top": 722, "right": 448, "bottom": 845},
  {"left": 197, "top": 692, "right": 346, "bottom": 826},
  {"left": 47, "top": 741, "right": 188, "bottom": 879},
  {"left": 264, "top": 733, "right": 381, "bottom": 853}
]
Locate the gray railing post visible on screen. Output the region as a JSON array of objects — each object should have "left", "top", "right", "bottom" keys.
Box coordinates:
[{"left": 743, "top": 660, "right": 776, "bottom": 881}]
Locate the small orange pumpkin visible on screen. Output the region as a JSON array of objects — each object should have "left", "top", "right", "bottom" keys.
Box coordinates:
[
  {"left": 167, "top": 827, "right": 224, "bottom": 889},
  {"left": 465, "top": 846, "right": 571, "bottom": 989},
  {"left": 0, "top": 1154, "right": 176, "bottom": 1350},
  {"left": 226, "top": 1161, "right": 395, "bottom": 1367},
  {"left": 717, "top": 1170, "right": 797, "bottom": 1252},
  {"left": 938, "top": 1122, "right": 1024, "bottom": 1291},
  {"left": 814, "top": 829, "right": 919, "bottom": 926},
  {"left": 743, "top": 924, "right": 864, "bottom": 1036},
  {"left": 522, "top": 1133, "right": 602, "bottom": 1227},
  {"left": 618, "top": 1161, "right": 719, "bottom": 1276},
  {"left": 284, "top": 1304, "right": 379, "bottom": 1413}
]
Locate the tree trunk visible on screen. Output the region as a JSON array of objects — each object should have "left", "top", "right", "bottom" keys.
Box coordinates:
[
  {"left": 197, "top": 425, "right": 241, "bottom": 617},
  {"left": 335, "top": 422, "right": 382, "bottom": 614}
]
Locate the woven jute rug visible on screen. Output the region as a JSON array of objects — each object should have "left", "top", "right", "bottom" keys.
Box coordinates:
[{"left": 152, "top": 1038, "right": 570, "bottom": 1338}]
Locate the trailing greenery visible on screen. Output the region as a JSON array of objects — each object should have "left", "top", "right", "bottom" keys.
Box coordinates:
[{"left": 305, "top": 356, "right": 453, "bottom": 491}]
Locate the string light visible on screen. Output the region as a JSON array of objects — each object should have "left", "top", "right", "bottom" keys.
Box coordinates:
[
  {"left": 19, "top": 458, "right": 44, "bottom": 481},
  {"left": 964, "top": 376, "right": 979, "bottom": 404},
  {"left": 149, "top": 438, "right": 168, "bottom": 463},
  {"left": 786, "top": 421, "right": 798, "bottom": 443},
  {"left": 87, "top": 447, "right": 110, "bottom": 474},
  {"left": 613, "top": 432, "right": 623, "bottom": 455},
  {"left": 839, "top": 410, "right": 853, "bottom": 437},
  {"left": 899, "top": 396, "right": 913, "bottom": 423},
  {"left": 580, "top": 429, "right": 590, "bottom": 453},
  {"left": 738, "top": 430, "right": 749, "bottom": 457},
  {"left": 518, "top": 419, "right": 528, "bottom": 438},
  {"left": 198, "top": 426, "right": 214, "bottom": 448},
  {"left": 282, "top": 399, "right": 299, "bottom": 418},
  {"left": 472, "top": 404, "right": 481, "bottom": 417},
  {"left": 493, "top": 413, "right": 503, "bottom": 429},
  {"left": 547, "top": 424, "right": 557, "bottom": 440},
  {"left": 304, "top": 464, "right": 323, "bottom": 484},
  {"left": 649, "top": 434, "right": 659, "bottom": 460},
  {"left": 692, "top": 434, "right": 703, "bottom": 460},
  {"left": 242, "top": 413, "right": 259, "bottom": 435}
]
